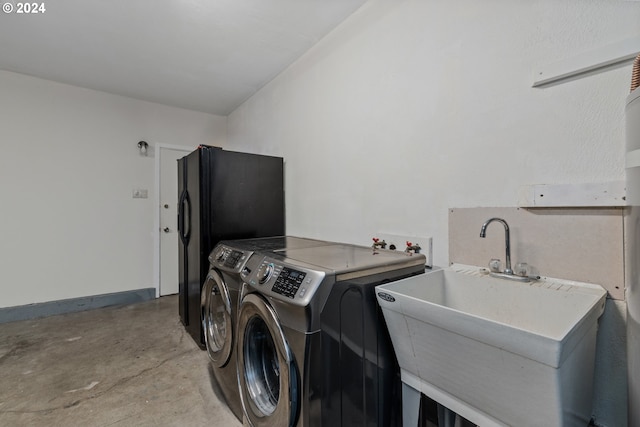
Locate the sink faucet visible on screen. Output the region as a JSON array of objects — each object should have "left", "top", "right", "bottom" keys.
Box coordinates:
[{"left": 480, "top": 217, "right": 513, "bottom": 275}]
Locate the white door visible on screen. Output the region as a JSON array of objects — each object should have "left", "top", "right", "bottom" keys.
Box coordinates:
[{"left": 159, "top": 146, "right": 191, "bottom": 296}]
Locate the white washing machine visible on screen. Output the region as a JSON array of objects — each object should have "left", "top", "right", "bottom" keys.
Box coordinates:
[
  {"left": 236, "top": 243, "right": 427, "bottom": 427},
  {"left": 202, "top": 237, "right": 339, "bottom": 422}
]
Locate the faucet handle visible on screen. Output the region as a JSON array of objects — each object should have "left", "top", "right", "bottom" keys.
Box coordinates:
[
  {"left": 405, "top": 241, "right": 421, "bottom": 254},
  {"left": 515, "top": 262, "right": 529, "bottom": 277},
  {"left": 372, "top": 237, "right": 387, "bottom": 250},
  {"left": 489, "top": 259, "right": 502, "bottom": 273}
]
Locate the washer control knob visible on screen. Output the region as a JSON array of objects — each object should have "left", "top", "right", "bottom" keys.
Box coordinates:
[{"left": 257, "top": 263, "right": 274, "bottom": 284}]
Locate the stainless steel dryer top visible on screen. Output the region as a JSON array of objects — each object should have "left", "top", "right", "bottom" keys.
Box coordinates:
[
  {"left": 218, "top": 235, "right": 338, "bottom": 252},
  {"left": 246, "top": 244, "right": 427, "bottom": 310},
  {"left": 209, "top": 236, "right": 339, "bottom": 272},
  {"left": 271, "top": 243, "right": 426, "bottom": 277}
]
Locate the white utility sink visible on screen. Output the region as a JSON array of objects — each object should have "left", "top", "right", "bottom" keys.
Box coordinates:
[{"left": 376, "top": 264, "right": 607, "bottom": 427}]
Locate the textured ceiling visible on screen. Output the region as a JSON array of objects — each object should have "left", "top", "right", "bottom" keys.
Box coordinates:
[{"left": 0, "top": 0, "right": 366, "bottom": 115}]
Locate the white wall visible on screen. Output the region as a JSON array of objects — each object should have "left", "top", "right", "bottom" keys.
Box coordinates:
[
  {"left": 226, "top": 2, "right": 638, "bottom": 425},
  {"left": 227, "top": 0, "right": 640, "bottom": 269},
  {"left": 0, "top": 70, "right": 226, "bottom": 308}
]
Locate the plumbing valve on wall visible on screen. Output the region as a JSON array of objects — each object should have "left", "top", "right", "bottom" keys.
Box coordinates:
[
  {"left": 371, "top": 233, "right": 433, "bottom": 267},
  {"left": 405, "top": 241, "right": 421, "bottom": 254}
]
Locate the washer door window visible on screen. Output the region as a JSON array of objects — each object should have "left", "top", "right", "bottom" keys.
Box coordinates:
[
  {"left": 201, "top": 270, "right": 233, "bottom": 367},
  {"left": 237, "top": 293, "right": 298, "bottom": 427}
]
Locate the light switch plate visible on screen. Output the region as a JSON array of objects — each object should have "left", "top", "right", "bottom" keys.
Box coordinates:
[{"left": 132, "top": 188, "right": 148, "bottom": 199}]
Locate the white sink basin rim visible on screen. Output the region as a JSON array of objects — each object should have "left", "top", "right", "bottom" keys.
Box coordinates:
[{"left": 378, "top": 264, "right": 606, "bottom": 368}]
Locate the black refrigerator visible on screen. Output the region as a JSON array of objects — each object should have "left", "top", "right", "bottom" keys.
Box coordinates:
[{"left": 177, "top": 145, "right": 285, "bottom": 348}]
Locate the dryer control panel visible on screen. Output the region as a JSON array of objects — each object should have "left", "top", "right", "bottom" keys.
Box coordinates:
[
  {"left": 246, "top": 257, "right": 327, "bottom": 306},
  {"left": 209, "top": 245, "right": 252, "bottom": 274}
]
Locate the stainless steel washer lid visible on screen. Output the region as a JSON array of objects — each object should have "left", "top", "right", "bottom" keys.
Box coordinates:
[{"left": 272, "top": 244, "right": 426, "bottom": 278}]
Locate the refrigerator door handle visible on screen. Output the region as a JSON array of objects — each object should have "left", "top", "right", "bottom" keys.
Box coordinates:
[
  {"left": 184, "top": 191, "right": 191, "bottom": 242},
  {"left": 178, "top": 189, "right": 184, "bottom": 238},
  {"left": 178, "top": 190, "right": 191, "bottom": 244}
]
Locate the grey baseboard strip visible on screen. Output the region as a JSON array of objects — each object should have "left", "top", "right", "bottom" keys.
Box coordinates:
[{"left": 0, "top": 288, "right": 156, "bottom": 324}]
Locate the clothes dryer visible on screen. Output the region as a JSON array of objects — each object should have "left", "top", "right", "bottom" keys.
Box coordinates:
[
  {"left": 202, "top": 237, "right": 339, "bottom": 421},
  {"left": 236, "top": 244, "right": 427, "bottom": 427}
]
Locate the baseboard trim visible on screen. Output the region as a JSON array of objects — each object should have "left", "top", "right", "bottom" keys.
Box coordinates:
[{"left": 0, "top": 288, "right": 156, "bottom": 324}]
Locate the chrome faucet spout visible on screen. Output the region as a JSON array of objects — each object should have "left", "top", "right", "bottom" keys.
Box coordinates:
[{"left": 480, "top": 217, "right": 513, "bottom": 275}]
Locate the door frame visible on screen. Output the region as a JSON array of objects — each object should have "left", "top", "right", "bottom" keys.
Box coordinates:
[{"left": 153, "top": 142, "right": 194, "bottom": 298}]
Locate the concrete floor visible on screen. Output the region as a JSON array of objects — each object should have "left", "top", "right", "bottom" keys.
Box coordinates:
[{"left": 0, "top": 295, "right": 242, "bottom": 427}]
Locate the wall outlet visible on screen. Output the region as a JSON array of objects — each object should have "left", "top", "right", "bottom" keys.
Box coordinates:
[
  {"left": 371, "top": 233, "right": 433, "bottom": 267},
  {"left": 132, "top": 188, "right": 148, "bottom": 199}
]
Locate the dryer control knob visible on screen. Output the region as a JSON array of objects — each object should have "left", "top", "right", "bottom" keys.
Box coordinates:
[{"left": 257, "top": 263, "right": 274, "bottom": 284}]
